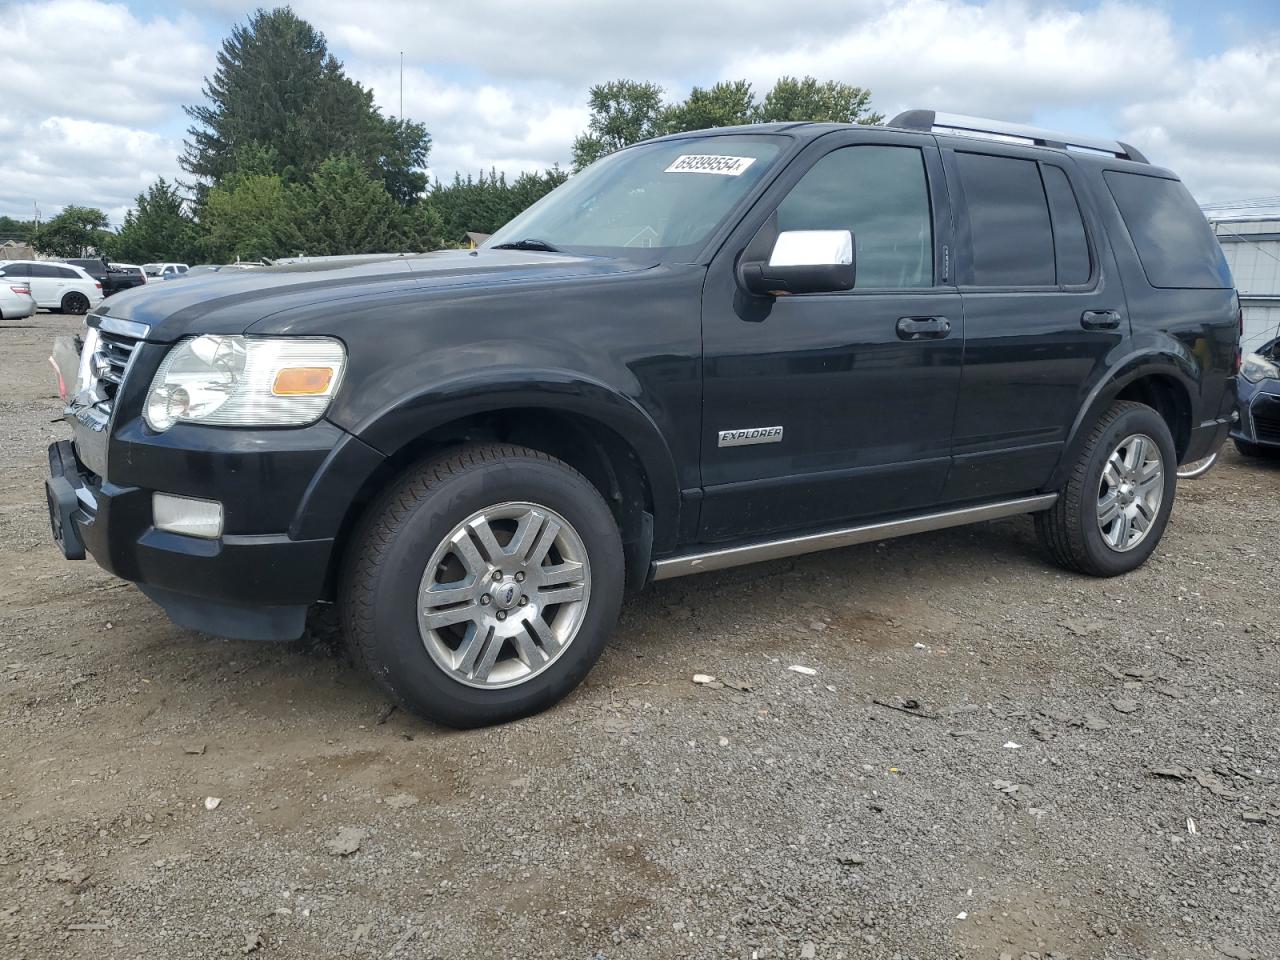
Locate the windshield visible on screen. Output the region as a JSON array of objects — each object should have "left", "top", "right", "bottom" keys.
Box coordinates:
[{"left": 485, "top": 134, "right": 785, "bottom": 258}]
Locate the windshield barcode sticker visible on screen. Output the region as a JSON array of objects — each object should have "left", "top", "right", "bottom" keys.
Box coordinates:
[{"left": 664, "top": 154, "right": 757, "bottom": 176}]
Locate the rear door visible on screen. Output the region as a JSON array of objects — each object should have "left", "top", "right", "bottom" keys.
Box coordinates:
[
  {"left": 699, "top": 130, "right": 962, "bottom": 542},
  {"left": 940, "top": 145, "right": 1128, "bottom": 502},
  {"left": 25, "top": 263, "right": 62, "bottom": 307}
]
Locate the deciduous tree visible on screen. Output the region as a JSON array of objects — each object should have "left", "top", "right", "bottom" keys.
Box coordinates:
[
  {"left": 572, "top": 80, "right": 666, "bottom": 170},
  {"left": 30, "top": 206, "right": 111, "bottom": 258}
]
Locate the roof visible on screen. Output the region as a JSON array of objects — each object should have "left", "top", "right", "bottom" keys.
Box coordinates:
[{"left": 644, "top": 112, "right": 1162, "bottom": 172}]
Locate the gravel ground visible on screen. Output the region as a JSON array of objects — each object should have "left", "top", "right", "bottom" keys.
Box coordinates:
[{"left": 1, "top": 310, "right": 1277, "bottom": 960}]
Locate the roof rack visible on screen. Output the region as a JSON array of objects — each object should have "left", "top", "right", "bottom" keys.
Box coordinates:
[{"left": 889, "top": 109, "right": 1148, "bottom": 164}]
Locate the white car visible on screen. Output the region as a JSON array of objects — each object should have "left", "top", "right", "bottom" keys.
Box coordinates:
[
  {"left": 142, "top": 262, "right": 190, "bottom": 281},
  {"left": 0, "top": 277, "right": 37, "bottom": 320},
  {"left": 0, "top": 260, "right": 103, "bottom": 314}
]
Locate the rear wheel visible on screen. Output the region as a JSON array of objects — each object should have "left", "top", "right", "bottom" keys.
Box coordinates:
[
  {"left": 1234, "top": 438, "right": 1280, "bottom": 459},
  {"left": 1036, "top": 401, "right": 1177, "bottom": 576},
  {"left": 341, "top": 443, "right": 624, "bottom": 727},
  {"left": 60, "top": 292, "right": 89, "bottom": 315}
]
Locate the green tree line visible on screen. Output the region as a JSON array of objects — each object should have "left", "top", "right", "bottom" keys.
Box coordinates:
[{"left": 23, "top": 6, "right": 881, "bottom": 264}]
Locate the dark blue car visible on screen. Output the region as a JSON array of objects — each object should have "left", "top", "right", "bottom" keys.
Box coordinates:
[{"left": 1233, "top": 336, "right": 1280, "bottom": 458}]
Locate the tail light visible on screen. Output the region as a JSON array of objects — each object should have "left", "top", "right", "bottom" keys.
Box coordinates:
[
  {"left": 94, "top": 282, "right": 103, "bottom": 290},
  {"left": 10, "top": 285, "right": 30, "bottom": 295}
]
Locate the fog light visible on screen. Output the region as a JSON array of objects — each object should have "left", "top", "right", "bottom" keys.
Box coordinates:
[{"left": 153, "top": 493, "right": 224, "bottom": 539}]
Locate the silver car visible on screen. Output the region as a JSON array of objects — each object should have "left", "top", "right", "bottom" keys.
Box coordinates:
[{"left": 0, "top": 277, "right": 37, "bottom": 320}]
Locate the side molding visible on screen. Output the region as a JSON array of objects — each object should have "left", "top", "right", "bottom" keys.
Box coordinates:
[{"left": 651, "top": 494, "right": 1057, "bottom": 580}]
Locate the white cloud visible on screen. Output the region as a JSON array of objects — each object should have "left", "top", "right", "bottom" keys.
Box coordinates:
[
  {"left": 3, "top": 0, "right": 1278, "bottom": 222},
  {"left": 0, "top": 0, "right": 209, "bottom": 223},
  {"left": 1120, "top": 41, "right": 1280, "bottom": 199}
]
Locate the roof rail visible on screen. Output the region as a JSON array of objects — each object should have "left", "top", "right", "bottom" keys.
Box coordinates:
[{"left": 889, "top": 109, "right": 1148, "bottom": 164}]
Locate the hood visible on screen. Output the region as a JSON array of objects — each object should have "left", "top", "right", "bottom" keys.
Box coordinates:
[{"left": 92, "top": 249, "right": 652, "bottom": 342}]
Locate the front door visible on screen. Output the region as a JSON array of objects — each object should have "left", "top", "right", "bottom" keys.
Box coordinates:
[{"left": 699, "top": 131, "right": 962, "bottom": 542}]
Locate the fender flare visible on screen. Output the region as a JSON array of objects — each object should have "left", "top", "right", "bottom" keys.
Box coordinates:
[
  {"left": 297, "top": 368, "right": 683, "bottom": 553},
  {"left": 1047, "top": 348, "right": 1198, "bottom": 490}
]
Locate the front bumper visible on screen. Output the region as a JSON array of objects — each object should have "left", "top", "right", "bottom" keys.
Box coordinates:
[
  {"left": 1230, "top": 377, "right": 1280, "bottom": 448},
  {"left": 47, "top": 438, "right": 335, "bottom": 640}
]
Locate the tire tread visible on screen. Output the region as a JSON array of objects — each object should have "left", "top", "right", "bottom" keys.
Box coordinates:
[{"left": 1035, "top": 400, "right": 1154, "bottom": 576}]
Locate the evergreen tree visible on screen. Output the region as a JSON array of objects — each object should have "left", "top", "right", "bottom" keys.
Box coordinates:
[
  {"left": 112, "top": 180, "right": 200, "bottom": 264},
  {"left": 182, "top": 7, "right": 430, "bottom": 201},
  {"left": 201, "top": 172, "right": 301, "bottom": 262},
  {"left": 292, "top": 155, "right": 410, "bottom": 256}
]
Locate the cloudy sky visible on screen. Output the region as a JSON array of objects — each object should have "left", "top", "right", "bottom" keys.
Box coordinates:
[{"left": 2, "top": 0, "right": 1278, "bottom": 225}]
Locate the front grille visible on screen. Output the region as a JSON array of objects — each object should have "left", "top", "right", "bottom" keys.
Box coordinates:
[
  {"left": 1254, "top": 411, "right": 1280, "bottom": 443},
  {"left": 92, "top": 330, "right": 140, "bottom": 417},
  {"left": 1250, "top": 394, "right": 1280, "bottom": 444}
]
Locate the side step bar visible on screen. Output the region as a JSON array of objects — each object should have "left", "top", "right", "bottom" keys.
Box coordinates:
[{"left": 651, "top": 493, "right": 1058, "bottom": 581}]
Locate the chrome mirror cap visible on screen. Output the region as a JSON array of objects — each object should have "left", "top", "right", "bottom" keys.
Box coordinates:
[{"left": 768, "top": 230, "right": 853, "bottom": 268}]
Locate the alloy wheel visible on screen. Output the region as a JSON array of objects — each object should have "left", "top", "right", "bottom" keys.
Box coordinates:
[
  {"left": 1096, "top": 433, "right": 1165, "bottom": 552},
  {"left": 416, "top": 501, "right": 591, "bottom": 688}
]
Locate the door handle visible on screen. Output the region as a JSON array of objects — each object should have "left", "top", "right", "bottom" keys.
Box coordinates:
[
  {"left": 1081, "top": 309, "right": 1122, "bottom": 330},
  {"left": 896, "top": 316, "right": 951, "bottom": 340}
]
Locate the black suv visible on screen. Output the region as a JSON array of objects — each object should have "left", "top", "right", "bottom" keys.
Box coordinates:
[
  {"left": 65, "top": 258, "right": 146, "bottom": 297},
  {"left": 45, "top": 111, "right": 1238, "bottom": 727}
]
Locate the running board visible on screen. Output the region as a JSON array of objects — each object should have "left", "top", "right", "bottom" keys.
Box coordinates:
[{"left": 651, "top": 493, "right": 1058, "bottom": 581}]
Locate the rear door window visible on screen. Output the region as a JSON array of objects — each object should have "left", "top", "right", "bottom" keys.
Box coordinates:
[
  {"left": 955, "top": 152, "right": 1056, "bottom": 287},
  {"left": 1041, "top": 165, "right": 1091, "bottom": 285},
  {"left": 1104, "top": 171, "right": 1231, "bottom": 289}
]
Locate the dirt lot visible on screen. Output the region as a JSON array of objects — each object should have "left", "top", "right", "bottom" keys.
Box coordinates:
[{"left": 1, "top": 310, "right": 1277, "bottom": 960}]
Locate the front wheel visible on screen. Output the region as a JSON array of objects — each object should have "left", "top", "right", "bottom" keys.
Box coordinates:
[
  {"left": 1036, "top": 401, "right": 1177, "bottom": 577},
  {"left": 341, "top": 443, "right": 624, "bottom": 728}
]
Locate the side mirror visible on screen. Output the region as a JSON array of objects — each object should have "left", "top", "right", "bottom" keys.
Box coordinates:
[{"left": 740, "top": 229, "right": 855, "bottom": 296}]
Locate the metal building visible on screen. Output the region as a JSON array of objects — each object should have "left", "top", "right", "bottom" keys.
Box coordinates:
[{"left": 1203, "top": 199, "right": 1280, "bottom": 353}]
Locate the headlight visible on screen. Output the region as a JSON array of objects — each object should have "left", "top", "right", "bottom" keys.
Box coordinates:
[
  {"left": 1241, "top": 352, "right": 1280, "bottom": 384},
  {"left": 144, "top": 335, "right": 346, "bottom": 432}
]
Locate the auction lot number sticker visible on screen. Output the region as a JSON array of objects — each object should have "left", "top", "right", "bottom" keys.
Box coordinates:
[{"left": 664, "top": 154, "right": 757, "bottom": 176}]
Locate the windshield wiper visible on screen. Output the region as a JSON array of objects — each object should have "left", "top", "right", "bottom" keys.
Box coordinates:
[{"left": 490, "top": 238, "right": 562, "bottom": 253}]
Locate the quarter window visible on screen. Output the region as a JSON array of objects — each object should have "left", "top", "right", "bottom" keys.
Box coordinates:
[
  {"left": 1104, "top": 171, "right": 1231, "bottom": 289},
  {"left": 776, "top": 145, "right": 933, "bottom": 289},
  {"left": 956, "top": 152, "right": 1055, "bottom": 287}
]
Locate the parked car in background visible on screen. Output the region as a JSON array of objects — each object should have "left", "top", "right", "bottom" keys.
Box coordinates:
[
  {"left": 0, "top": 277, "right": 37, "bottom": 320},
  {"left": 109, "top": 263, "right": 148, "bottom": 289},
  {"left": 1232, "top": 335, "right": 1280, "bottom": 458},
  {"left": 65, "top": 258, "right": 147, "bottom": 297},
  {"left": 142, "top": 262, "right": 190, "bottom": 281},
  {"left": 0, "top": 260, "right": 102, "bottom": 314}
]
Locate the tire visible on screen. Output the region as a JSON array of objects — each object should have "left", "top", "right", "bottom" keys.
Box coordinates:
[
  {"left": 1035, "top": 401, "right": 1177, "bottom": 577},
  {"left": 340, "top": 443, "right": 625, "bottom": 728},
  {"left": 61, "top": 292, "right": 89, "bottom": 315},
  {"left": 1234, "top": 438, "right": 1280, "bottom": 459}
]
